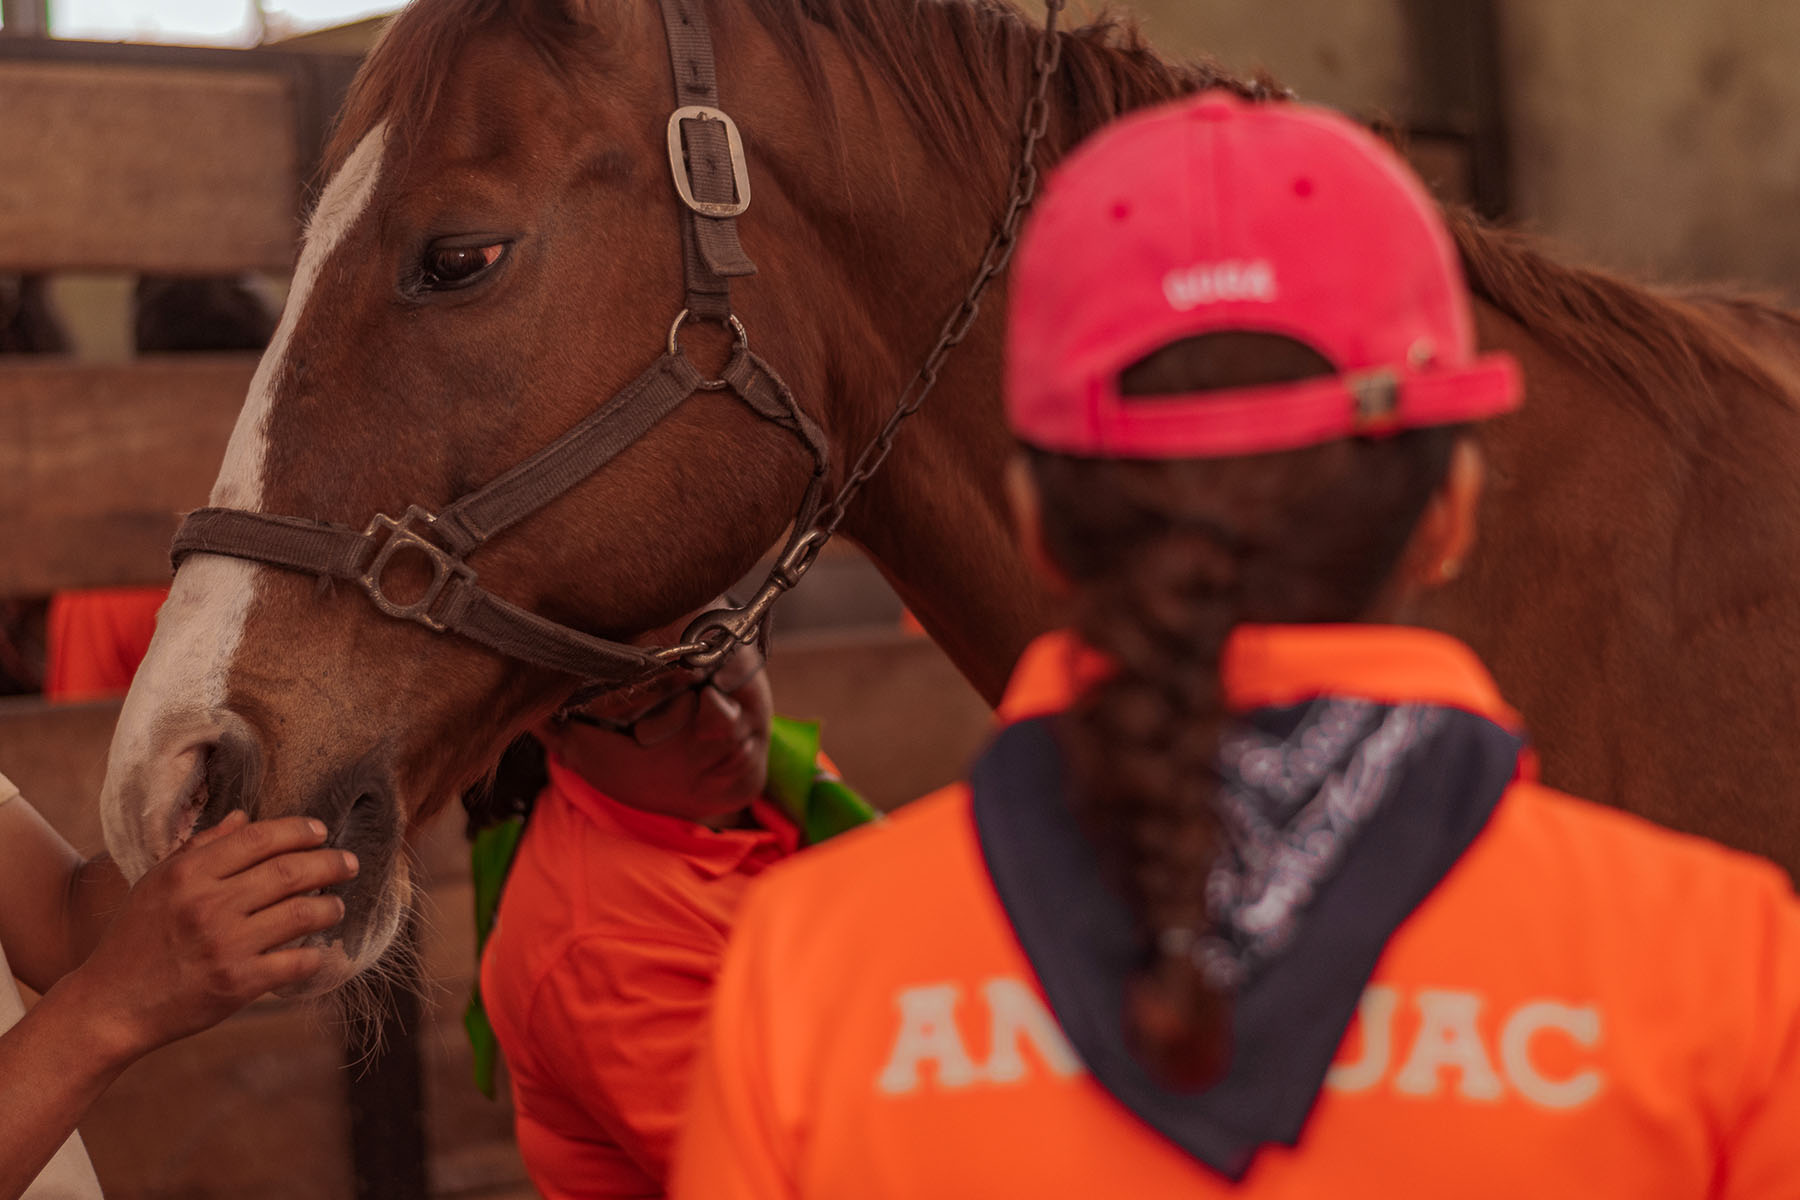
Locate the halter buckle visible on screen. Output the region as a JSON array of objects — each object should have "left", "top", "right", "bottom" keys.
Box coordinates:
[
  {"left": 358, "top": 506, "right": 477, "bottom": 633},
  {"left": 667, "top": 106, "right": 753, "bottom": 219}
]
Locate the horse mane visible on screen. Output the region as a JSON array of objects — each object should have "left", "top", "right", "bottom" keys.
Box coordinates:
[
  {"left": 326, "top": 0, "right": 1798, "bottom": 428},
  {"left": 733, "top": 0, "right": 1282, "bottom": 164},
  {"left": 1448, "top": 210, "right": 1796, "bottom": 429}
]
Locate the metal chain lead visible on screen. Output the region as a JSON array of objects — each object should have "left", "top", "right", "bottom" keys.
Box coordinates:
[
  {"left": 664, "top": 0, "right": 1068, "bottom": 667},
  {"left": 811, "top": 0, "right": 1067, "bottom": 548}
]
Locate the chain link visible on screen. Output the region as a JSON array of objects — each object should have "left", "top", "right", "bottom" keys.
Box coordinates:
[
  {"left": 788, "top": 0, "right": 1064, "bottom": 570},
  {"left": 671, "top": 0, "right": 1067, "bottom": 668}
]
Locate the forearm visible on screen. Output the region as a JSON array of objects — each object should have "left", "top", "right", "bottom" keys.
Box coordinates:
[
  {"left": 0, "top": 971, "right": 137, "bottom": 1200},
  {"left": 64, "top": 856, "right": 129, "bottom": 969}
]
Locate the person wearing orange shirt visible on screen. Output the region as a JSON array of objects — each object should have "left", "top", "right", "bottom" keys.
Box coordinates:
[
  {"left": 43, "top": 588, "right": 167, "bottom": 703},
  {"left": 1, "top": 774, "right": 358, "bottom": 1199},
  {"left": 478, "top": 605, "right": 874, "bottom": 1199},
  {"left": 672, "top": 92, "right": 1800, "bottom": 1198}
]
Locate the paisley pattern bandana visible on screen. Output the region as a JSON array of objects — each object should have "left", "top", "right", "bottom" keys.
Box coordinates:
[
  {"left": 971, "top": 703, "right": 1522, "bottom": 1179},
  {"left": 1198, "top": 700, "right": 1445, "bottom": 988}
]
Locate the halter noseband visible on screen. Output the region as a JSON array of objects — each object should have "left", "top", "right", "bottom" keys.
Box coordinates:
[{"left": 171, "top": 0, "right": 1065, "bottom": 697}]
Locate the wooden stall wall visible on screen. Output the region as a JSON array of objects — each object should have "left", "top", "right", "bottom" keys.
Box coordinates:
[{"left": 0, "top": 37, "right": 993, "bottom": 1199}]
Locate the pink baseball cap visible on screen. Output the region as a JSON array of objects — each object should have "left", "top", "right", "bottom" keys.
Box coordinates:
[{"left": 1006, "top": 91, "right": 1521, "bottom": 458}]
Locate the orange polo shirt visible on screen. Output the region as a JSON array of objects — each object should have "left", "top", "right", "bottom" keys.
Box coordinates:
[
  {"left": 481, "top": 757, "right": 800, "bottom": 1199},
  {"left": 674, "top": 627, "right": 1800, "bottom": 1199},
  {"left": 44, "top": 587, "right": 166, "bottom": 701}
]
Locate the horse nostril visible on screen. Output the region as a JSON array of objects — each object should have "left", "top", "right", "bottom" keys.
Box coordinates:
[
  {"left": 338, "top": 788, "right": 394, "bottom": 852},
  {"left": 197, "top": 722, "right": 264, "bottom": 835}
]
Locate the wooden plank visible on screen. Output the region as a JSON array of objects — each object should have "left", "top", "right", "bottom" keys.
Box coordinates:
[
  {"left": 0, "top": 695, "right": 115, "bottom": 851},
  {"left": 0, "top": 61, "right": 299, "bottom": 273},
  {"left": 0, "top": 356, "right": 253, "bottom": 593},
  {"left": 79, "top": 1000, "right": 356, "bottom": 1200},
  {"left": 346, "top": 918, "right": 430, "bottom": 1200},
  {"left": 0, "top": 0, "right": 48, "bottom": 37}
]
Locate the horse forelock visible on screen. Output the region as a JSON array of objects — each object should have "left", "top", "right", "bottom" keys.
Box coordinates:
[
  {"left": 323, "top": 0, "right": 596, "bottom": 180},
  {"left": 326, "top": 0, "right": 1269, "bottom": 189}
]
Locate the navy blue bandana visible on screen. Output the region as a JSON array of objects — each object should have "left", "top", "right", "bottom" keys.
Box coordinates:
[{"left": 970, "top": 702, "right": 1522, "bottom": 1180}]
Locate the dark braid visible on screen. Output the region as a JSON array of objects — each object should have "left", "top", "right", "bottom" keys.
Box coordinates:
[{"left": 1032, "top": 333, "right": 1463, "bottom": 1088}]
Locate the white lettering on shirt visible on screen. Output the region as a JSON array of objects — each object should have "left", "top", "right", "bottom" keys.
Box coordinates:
[
  {"left": 877, "top": 983, "right": 981, "bottom": 1093},
  {"left": 980, "top": 977, "right": 1083, "bottom": 1083},
  {"left": 1325, "top": 984, "right": 1401, "bottom": 1093},
  {"left": 876, "top": 977, "right": 1605, "bottom": 1112},
  {"left": 1328, "top": 986, "right": 1604, "bottom": 1110},
  {"left": 1499, "top": 1001, "right": 1604, "bottom": 1109},
  {"left": 1393, "top": 989, "right": 1507, "bottom": 1100},
  {"left": 877, "top": 979, "right": 1082, "bottom": 1094}
]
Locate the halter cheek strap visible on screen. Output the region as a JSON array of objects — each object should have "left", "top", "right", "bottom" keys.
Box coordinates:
[{"left": 659, "top": 0, "right": 758, "bottom": 318}]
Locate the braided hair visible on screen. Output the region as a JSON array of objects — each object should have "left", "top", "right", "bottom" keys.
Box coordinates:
[{"left": 1031, "top": 332, "right": 1464, "bottom": 1088}]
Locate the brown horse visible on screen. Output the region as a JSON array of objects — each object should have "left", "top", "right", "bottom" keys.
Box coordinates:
[{"left": 98, "top": 0, "right": 1800, "bottom": 984}]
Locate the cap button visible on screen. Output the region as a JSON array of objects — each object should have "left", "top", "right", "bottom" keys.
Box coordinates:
[{"left": 1192, "top": 92, "right": 1239, "bottom": 121}]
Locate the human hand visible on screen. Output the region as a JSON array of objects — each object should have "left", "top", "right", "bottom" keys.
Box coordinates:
[{"left": 54, "top": 811, "right": 358, "bottom": 1064}]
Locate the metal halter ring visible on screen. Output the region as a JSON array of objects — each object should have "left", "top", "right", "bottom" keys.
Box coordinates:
[{"left": 667, "top": 310, "right": 749, "bottom": 391}]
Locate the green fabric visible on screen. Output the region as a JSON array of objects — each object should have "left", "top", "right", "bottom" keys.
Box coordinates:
[
  {"left": 765, "top": 715, "right": 880, "bottom": 845},
  {"left": 465, "top": 815, "right": 525, "bottom": 1099},
  {"left": 463, "top": 719, "right": 877, "bottom": 1097}
]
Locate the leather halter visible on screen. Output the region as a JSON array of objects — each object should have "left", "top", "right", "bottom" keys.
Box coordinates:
[{"left": 171, "top": 0, "right": 1065, "bottom": 697}]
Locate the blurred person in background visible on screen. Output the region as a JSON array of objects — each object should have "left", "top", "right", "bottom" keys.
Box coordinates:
[{"left": 0, "top": 775, "right": 357, "bottom": 1198}]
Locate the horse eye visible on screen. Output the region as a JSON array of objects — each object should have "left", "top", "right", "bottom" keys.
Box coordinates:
[{"left": 419, "top": 242, "right": 506, "bottom": 290}]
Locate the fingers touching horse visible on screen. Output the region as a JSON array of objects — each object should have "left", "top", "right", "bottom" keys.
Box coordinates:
[{"left": 101, "top": 0, "right": 1800, "bottom": 986}]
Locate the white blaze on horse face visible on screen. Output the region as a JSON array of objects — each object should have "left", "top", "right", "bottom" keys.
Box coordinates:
[
  {"left": 101, "top": 126, "right": 390, "bottom": 882},
  {"left": 218, "top": 122, "right": 389, "bottom": 508}
]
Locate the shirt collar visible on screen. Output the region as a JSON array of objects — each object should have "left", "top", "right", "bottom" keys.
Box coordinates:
[
  {"left": 544, "top": 755, "right": 799, "bottom": 878},
  {"left": 998, "top": 625, "right": 1523, "bottom": 732}
]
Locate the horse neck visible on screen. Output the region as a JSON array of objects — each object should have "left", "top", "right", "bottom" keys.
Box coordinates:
[
  {"left": 819, "top": 170, "right": 1057, "bottom": 703},
  {"left": 840, "top": 329, "right": 1064, "bottom": 706},
  {"left": 777, "top": 7, "right": 1228, "bottom": 701}
]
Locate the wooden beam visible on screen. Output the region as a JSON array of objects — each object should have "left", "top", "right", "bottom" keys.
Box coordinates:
[
  {"left": 345, "top": 917, "right": 431, "bottom": 1200},
  {"left": 0, "top": 695, "right": 115, "bottom": 851},
  {"left": 0, "top": 356, "right": 252, "bottom": 594},
  {"left": 0, "top": 0, "right": 47, "bottom": 38},
  {"left": 1399, "top": 0, "right": 1511, "bottom": 220},
  {"left": 0, "top": 61, "right": 299, "bottom": 273}
]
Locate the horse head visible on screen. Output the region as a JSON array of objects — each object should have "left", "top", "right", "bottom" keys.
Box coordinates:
[
  {"left": 98, "top": 0, "right": 1127, "bottom": 983},
  {"left": 103, "top": 0, "right": 851, "bottom": 984}
]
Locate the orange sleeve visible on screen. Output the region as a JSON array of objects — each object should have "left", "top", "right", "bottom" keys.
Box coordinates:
[
  {"left": 528, "top": 930, "right": 726, "bottom": 1194},
  {"left": 44, "top": 587, "right": 166, "bottom": 702},
  {"left": 671, "top": 887, "right": 796, "bottom": 1200},
  {"left": 1713, "top": 870, "right": 1800, "bottom": 1197}
]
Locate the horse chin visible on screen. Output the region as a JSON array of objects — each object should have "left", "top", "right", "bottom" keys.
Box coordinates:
[
  {"left": 277, "top": 942, "right": 361, "bottom": 999},
  {"left": 281, "top": 881, "right": 408, "bottom": 997}
]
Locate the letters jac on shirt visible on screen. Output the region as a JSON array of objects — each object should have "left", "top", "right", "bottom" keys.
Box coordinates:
[{"left": 875, "top": 977, "right": 1604, "bottom": 1112}]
